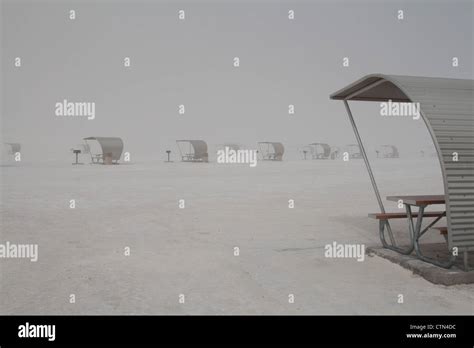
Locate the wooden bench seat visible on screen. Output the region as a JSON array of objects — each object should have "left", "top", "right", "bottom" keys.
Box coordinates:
[
  {"left": 432, "top": 226, "right": 448, "bottom": 235},
  {"left": 368, "top": 211, "right": 445, "bottom": 220}
]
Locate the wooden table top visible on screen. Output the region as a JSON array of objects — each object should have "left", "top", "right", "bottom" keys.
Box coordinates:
[{"left": 386, "top": 195, "right": 446, "bottom": 206}]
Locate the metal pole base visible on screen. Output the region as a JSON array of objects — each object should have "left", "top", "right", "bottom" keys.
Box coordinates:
[{"left": 379, "top": 220, "right": 414, "bottom": 255}]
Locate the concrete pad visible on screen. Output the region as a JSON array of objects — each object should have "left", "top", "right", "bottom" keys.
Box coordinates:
[{"left": 367, "top": 244, "right": 474, "bottom": 286}]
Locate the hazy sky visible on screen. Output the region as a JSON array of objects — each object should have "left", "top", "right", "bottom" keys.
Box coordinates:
[{"left": 2, "top": 0, "right": 473, "bottom": 161}]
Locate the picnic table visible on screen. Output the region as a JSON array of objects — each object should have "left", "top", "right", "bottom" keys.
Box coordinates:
[
  {"left": 387, "top": 195, "right": 447, "bottom": 263},
  {"left": 386, "top": 195, "right": 445, "bottom": 206},
  {"left": 331, "top": 74, "right": 473, "bottom": 271}
]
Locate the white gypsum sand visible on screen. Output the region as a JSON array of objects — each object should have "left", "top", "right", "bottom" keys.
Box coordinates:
[{"left": 0, "top": 158, "right": 472, "bottom": 314}]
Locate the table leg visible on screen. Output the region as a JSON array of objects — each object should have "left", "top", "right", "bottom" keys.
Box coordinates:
[
  {"left": 379, "top": 220, "right": 415, "bottom": 254},
  {"left": 378, "top": 210, "right": 414, "bottom": 255},
  {"left": 414, "top": 205, "right": 425, "bottom": 244},
  {"left": 411, "top": 205, "right": 457, "bottom": 269},
  {"left": 405, "top": 204, "right": 417, "bottom": 249}
]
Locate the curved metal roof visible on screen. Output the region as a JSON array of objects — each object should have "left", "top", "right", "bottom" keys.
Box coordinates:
[
  {"left": 271, "top": 142, "right": 285, "bottom": 158},
  {"left": 177, "top": 140, "right": 208, "bottom": 161},
  {"left": 331, "top": 74, "right": 474, "bottom": 250},
  {"left": 258, "top": 142, "right": 285, "bottom": 161},
  {"left": 83, "top": 137, "right": 124, "bottom": 161},
  {"left": 309, "top": 143, "right": 331, "bottom": 157}
]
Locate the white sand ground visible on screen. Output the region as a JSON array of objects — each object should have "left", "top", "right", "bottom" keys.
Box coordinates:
[{"left": 1, "top": 158, "right": 473, "bottom": 315}]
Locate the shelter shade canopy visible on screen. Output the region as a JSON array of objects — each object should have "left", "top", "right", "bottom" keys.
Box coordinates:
[
  {"left": 83, "top": 137, "right": 124, "bottom": 162},
  {"left": 330, "top": 74, "right": 474, "bottom": 252},
  {"left": 176, "top": 140, "right": 209, "bottom": 162},
  {"left": 330, "top": 74, "right": 473, "bottom": 103}
]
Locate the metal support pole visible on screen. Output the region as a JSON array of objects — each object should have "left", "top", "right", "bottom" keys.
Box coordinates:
[
  {"left": 343, "top": 100, "right": 386, "bottom": 214},
  {"left": 343, "top": 100, "right": 401, "bottom": 246},
  {"left": 463, "top": 251, "right": 471, "bottom": 271}
]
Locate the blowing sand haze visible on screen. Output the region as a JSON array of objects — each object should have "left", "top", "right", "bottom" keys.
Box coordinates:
[{"left": 1, "top": 0, "right": 473, "bottom": 345}]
